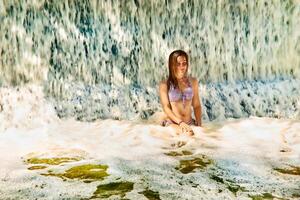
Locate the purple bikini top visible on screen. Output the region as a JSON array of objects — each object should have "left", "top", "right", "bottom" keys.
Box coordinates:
[{"left": 168, "top": 79, "right": 194, "bottom": 107}]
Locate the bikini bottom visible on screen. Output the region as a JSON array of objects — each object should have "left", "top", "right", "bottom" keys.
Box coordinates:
[{"left": 161, "top": 118, "right": 196, "bottom": 127}]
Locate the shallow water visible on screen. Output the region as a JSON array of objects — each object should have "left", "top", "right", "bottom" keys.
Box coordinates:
[
  {"left": 1, "top": 0, "right": 300, "bottom": 121},
  {"left": 1, "top": 1, "right": 300, "bottom": 199},
  {"left": 0, "top": 86, "right": 299, "bottom": 200}
]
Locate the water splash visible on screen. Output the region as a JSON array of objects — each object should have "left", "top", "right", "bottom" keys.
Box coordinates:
[{"left": 0, "top": 1, "right": 299, "bottom": 120}]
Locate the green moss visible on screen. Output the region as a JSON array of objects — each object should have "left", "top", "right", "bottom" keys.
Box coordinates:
[
  {"left": 28, "top": 165, "right": 47, "bottom": 170},
  {"left": 210, "top": 174, "right": 224, "bottom": 183},
  {"left": 25, "top": 157, "right": 81, "bottom": 165},
  {"left": 292, "top": 193, "right": 300, "bottom": 198},
  {"left": 210, "top": 174, "right": 245, "bottom": 196},
  {"left": 175, "top": 155, "right": 212, "bottom": 174},
  {"left": 227, "top": 184, "right": 242, "bottom": 195},
  {"left": 249, "top": 193, "right": 285, "bottom": 200},
  {"left": 139, "top": 189, "right": 161, "bottom": 200},
  {"left": 274, "top": 165, "right": 300, "bottom": 175},
  {"left": 41, "top": 164, "right": 109, "bottom": 182},
  {"left": 91, "top": 181, "right": 134, "bottom": 199},
  {"left": 164, "top": 150, "right": 193, "bottom": 157},
  {"left": 165, "top": 151, "right": 181, "bottom": 156}
]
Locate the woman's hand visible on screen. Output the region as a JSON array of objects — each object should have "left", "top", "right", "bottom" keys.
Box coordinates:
[
  {"left": 196, "top": 121, "right": 202, "bottom": 127},
  {"left": 179, "top": 121, "right": 194, "bottom": 136}
]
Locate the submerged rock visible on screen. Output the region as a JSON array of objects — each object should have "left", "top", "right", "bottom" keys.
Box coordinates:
[
  {"left": 27, "top": 165, "right": 47, "bottom": 170},
  {"left": 274, "top": 165, "right": 300, "bottom": 176},
  {"left": 139, "top": 189, "right": 161, "bottom": 200},
  {"left": 210, "top": 174, "right": 246, "bottom": 196},
  {"left": 25, "top": 157, "right": 81, "bottom": 165},
  {"left": 91, "top": 181, "right": 134, "bottom": 199},
  {"left": 175, "top": 155, "right": 213, "bottom": 174},
  {"left": 248, "top": 192, "right": 285, "bottom": 200},
  {"left": 164, "top": 150, "right": 193, "bottom": 157},
  {"left": 41, "top": 164, "right": 109, "bottom": 183}
]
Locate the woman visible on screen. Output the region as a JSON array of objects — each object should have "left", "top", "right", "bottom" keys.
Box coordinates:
[{"left": 159, "top": 50, "right": 202, "bottom": 136}]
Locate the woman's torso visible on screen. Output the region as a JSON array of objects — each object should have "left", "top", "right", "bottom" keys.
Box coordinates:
[{"left": 167, "top": 77, "right": 194, "bottom": 122}]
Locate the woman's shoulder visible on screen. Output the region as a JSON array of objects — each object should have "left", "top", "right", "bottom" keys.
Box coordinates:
[
  {"left": 159, "top": 80, "right": 168, "bottom": 91},
  {"left": 159, "top": 79, "right": 168, "bottom": 86},
  {"left": 188, "top": 76, "right": 198, "bottom": 85}
]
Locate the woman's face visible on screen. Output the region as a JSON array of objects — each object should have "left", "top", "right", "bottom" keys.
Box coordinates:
[{"left": 175, "top": 55, "right": 188, "bottom": 79}]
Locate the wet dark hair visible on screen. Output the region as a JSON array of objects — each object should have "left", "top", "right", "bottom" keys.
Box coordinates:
[{"left": 167, "top": 50, "right": 188, "bottom": 91}]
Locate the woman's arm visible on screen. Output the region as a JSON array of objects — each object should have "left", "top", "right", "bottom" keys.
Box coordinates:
[
  {"left": 192, "top": 78, "right": 202, "bottom": 126},
  {"left": 159, "top": 81, "right": 182, "bottom": 124}
]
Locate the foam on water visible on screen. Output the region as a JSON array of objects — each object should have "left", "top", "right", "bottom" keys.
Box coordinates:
[
  {"left": 0, "top": 86, "right": 299, "bottom": 199},
  {"left": 0, "top": 0, "right": 300, "bottom": 121},
  {"left": 1, "top": 0, "right": 300, "bottom": 199},
  {"left": 0, "top": 85, "right": 58, "bottom": 132}
]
